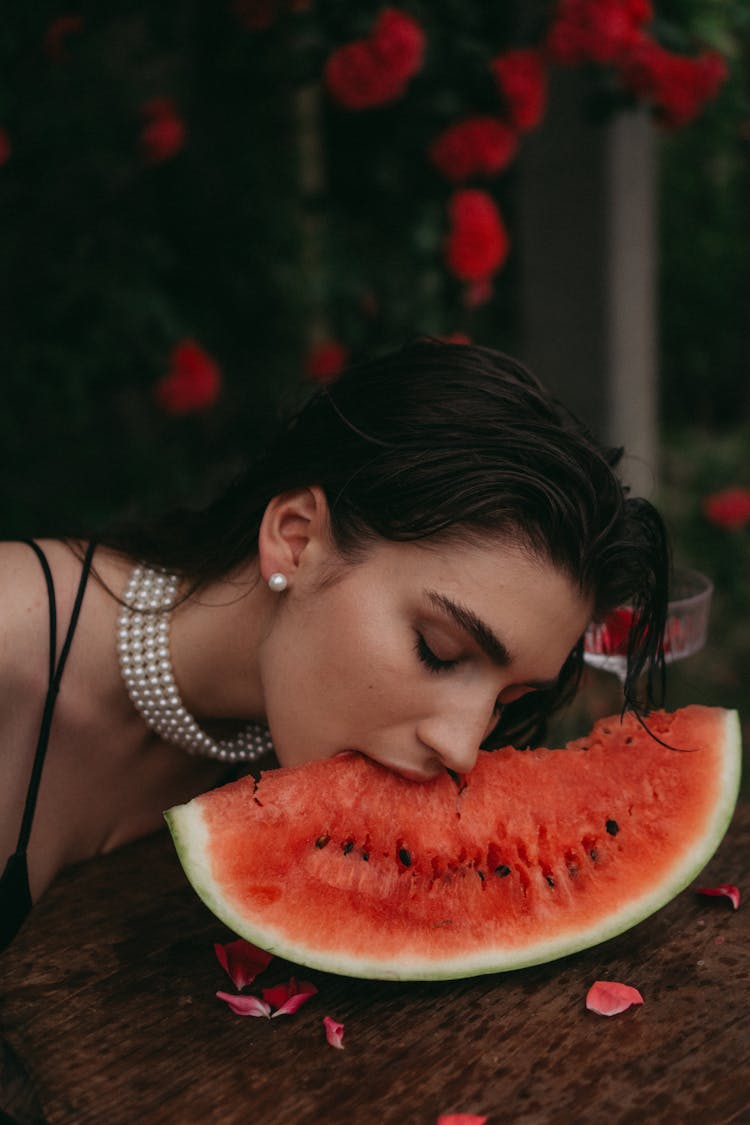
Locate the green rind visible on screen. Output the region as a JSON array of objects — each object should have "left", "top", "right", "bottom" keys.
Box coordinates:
[{"left": 164, "top": 709, "right": 742, "bottom": 981}]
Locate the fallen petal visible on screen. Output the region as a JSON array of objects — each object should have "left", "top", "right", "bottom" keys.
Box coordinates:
[
  {"left": 216, "top": 990, "right": 271, "bottom": 1018},
  {"left": 268, "top": 979, "right": 318, "bottom": 1018},
  {"left": 323, "top": 1015, "right": 345, "bottom": 1049},
  {"left": 214, "top": 938, "right": 273, "bottom": 990},
  {"left": 262, "top": 980, "right": 295, "bottom": 1010},
  {"left": 697, "top": 884, "right": 740, "bottom": 910},
  {"left": 437, "top": 1116, "right": 488, "bottom": 1125},
  {"left": 586, "top": 981, "right": 644, "bottom": 1017}
]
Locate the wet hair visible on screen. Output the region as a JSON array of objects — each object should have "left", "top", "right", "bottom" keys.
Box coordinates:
[{"left": 99, "top": 340, "right": 669, "bottom": 746}]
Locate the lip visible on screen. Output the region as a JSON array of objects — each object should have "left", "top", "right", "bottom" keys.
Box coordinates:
[
  {"left": 335, "top": 748, "right": 442, "bottom": 784},
  {"left": 382, "top": 761, "right": 443, "bottom": 783}
]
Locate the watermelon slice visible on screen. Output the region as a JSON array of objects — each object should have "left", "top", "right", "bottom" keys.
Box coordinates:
[{"left": 165, "top": 706, "right": 741, "bottom": 981}]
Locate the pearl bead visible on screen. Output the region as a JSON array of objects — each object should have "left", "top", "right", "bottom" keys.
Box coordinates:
[
  {"left": 268, "top": 572, "right": 288, "bottom": 593},
  {"left": 117, "top": 563, "right": 274, "bottom": 763}
]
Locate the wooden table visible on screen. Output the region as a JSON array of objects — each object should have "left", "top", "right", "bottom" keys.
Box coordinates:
[{"left": 1, "top": 800, "right": 748, "bottom": 1125}]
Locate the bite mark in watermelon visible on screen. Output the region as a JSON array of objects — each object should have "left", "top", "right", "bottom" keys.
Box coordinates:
[{"left": 165, "top": 706, "right": 741, "bottom": 981}]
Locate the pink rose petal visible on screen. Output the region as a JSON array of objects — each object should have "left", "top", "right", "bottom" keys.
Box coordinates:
[
  {"left": 323, "top": 1015, "right": 345, "bottom": 1049},
  {"left": 437, "top": 1116, "right": 488, "bottom": 1125},
  {"left": 697, "top": 884, "right": 741, "bottom": 910},
  {"left": 266, "top": 978, "right": 318, "bottom": 1017},
  {"left": 214, "top": 938, "right": 273, "bottom": 989},
  {"left": 586, "top": 981, "right": 644, "bottom": 1017},
  {"left": 216, "top": 990, "right": 272, "bottom": 1018}
]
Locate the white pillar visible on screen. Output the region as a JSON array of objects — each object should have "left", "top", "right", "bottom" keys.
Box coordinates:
[{"left": 518, "top": 70, "right": 659, "bottom": 499}]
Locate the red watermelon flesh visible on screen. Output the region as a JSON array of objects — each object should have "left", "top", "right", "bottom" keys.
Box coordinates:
[{"left": 165, "top": 706, "right": 741, "bottom": 981}]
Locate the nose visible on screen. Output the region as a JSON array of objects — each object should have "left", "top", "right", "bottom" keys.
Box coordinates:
[{"left": 416, "top": 712, "right": 486, "bottom": 775}]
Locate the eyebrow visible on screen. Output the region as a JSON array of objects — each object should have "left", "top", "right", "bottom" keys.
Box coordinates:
[{"left": 424, "top": 590, "right": 560, "bottom": 691}]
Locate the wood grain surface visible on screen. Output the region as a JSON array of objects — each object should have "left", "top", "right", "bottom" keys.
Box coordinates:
[{"left": 1, "top": 801, "right": 748, "bottom": 1125}]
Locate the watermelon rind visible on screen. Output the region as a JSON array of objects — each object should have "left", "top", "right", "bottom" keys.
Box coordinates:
[{"left": 165, "top": 709, "right": 742, "bottom": 981}]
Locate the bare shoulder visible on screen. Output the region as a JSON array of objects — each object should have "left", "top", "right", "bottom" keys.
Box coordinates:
[{"left": 0, "top": 539, "right": 105, "bottom": 703}]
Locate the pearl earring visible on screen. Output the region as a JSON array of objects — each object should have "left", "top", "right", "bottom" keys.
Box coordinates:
[{"left": 268, "top": 572, "right": 288, "bottom": 593}]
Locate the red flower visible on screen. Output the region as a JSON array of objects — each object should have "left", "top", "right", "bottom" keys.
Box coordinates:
[
  {"left": 0, "top": 128, "right": 11, "bottom": 166},
  {"left": 154, "top": 340, "right": 222, "bottom": 415},
  {"left": 140, "top": 98, "right": 186, "bottom": 164},
  {"left": 324, "top": 7, "right": 425, "bottom": 110},
  {"left": 304, "top": 340, "right": 350, "bottom": 383},
  {"left": 43, "top": 14, "right": 85, "bottom": 61},
  {"left": 490, "top": 49, "right": 548, "bottom": 132},
  {"left": 369, "top": 7, "right": 425, "bottom": 79},
  {"left": 546, "top": 0, "right": 651, "bottom": 67},
  {"left": 702, "top": 486, "right": 750, "bottom": 531},
  {"left": 428, "top": 117, "right": 517, "bottom": 183},
  {"left": 619, "top": 38, "right": 728, "bottom": 127},
  {"left": 444, "top": 189, "right": 509, "bottom": 283}
]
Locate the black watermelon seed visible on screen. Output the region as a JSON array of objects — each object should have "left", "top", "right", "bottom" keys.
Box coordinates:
[
  {"left": 589, "top": 848, "right": 599, "bottom": 862},
  {"left": 495, "top": 864, "right": 511, "bottom": 877},
  {"left": 606, "top": 819, "right": 620, "bottom": 836},
  {"left": 315, "top": 835, "right": 329, "bottom": 849},
  {"left": 399, "top": 847, "right": 412, "bottom": 867},
  {"left": 361, "top": 851, "right": 369, "bottom": 861},
  {"left": 546, "top": 875, "right": 555, "bottom": 887},
  {"left": 477, "top": 870, "right": 485, "bottom": 881},
  {"left": 342, "top": 841, "right": 354, "bottom": 855},
  {"left": 567, "top": 864, "right": 579, "bottom": 878}
]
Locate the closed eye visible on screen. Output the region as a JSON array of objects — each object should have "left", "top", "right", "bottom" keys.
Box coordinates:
[{"left": 414, "top": 632, "right": 459, "bottom": 673}]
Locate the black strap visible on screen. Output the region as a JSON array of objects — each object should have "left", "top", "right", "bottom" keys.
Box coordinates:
[{"left": 14, "top": 541, "right": 96, "bottom": 854}]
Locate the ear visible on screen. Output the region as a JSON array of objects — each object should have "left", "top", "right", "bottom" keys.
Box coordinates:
[{"left": 257, "top": 486, "right": 332, "bottom": 586}]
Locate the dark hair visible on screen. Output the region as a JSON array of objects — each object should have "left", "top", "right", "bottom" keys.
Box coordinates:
[{"left": 99, "top": 341, "right": 669, "bottom": 746}]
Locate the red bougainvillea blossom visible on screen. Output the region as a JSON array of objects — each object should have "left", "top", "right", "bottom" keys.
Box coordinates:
[
  {"left": 0, "top": 128, "right": 11, "bottom": 166},
  {"left": 702, "top": 486, "right": 750, "bottom": 531},
  {"left": 490, "top": 49, "right": 548, "bottom": 132},
  {"left": 304, "top": 339, "right": 350, "bottom": 383},
  {"left": 214, "top": 938, "right": 273, "bottom": 990},
  {"left": 324, "top": 7, "right": 425, "bottom": 110},
  {"left": 140, "top": 97, "right": 186, "bottom": 164},
  {"left": 323, "top": 1015, "right": 345, "bottom": 1049},
  {"left": 429, "top": 117, "right": 518, "bottom": 183},
  {"left": 620, "top": 38, "right": 728, "bottom": 127},
  {"left": 586, "top": 980, "right": 644, "bottom": 1016},
  {"left": 43, "top": 14, "right": 85, "bottom": 61},
  {"left": 154, "top": 340, "right": 222, "bottom": 415},
  {"left": 697, "top": 884, "right": 741, "bottom": 910},
  {"left": 444, "top": 189, "right": 509, "bottom": 283},
  {"left": 546, "top": 0, "right": 651, "bottom": 67}
]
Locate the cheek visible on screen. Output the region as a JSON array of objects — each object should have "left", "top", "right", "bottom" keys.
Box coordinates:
[{"left": 264, "top": 588, "right": 408, "bottom": 739}]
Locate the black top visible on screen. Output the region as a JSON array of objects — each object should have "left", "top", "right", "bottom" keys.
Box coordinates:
[{"left": 0, "top": 540, "right": 95, "bottom": 951}]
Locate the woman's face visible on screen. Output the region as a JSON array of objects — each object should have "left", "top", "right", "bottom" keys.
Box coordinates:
[{"left": 259, "top": 535, "right": 593, "bottom": 781}]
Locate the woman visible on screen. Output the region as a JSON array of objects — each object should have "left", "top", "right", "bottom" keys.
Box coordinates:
[{"left": 0, "top": 341, "right": 669, "bottom": 950}]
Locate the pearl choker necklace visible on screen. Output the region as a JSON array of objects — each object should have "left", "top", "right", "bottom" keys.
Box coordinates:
[{"left": 116, "top": 564, "right": 274, "bottom": 763}]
